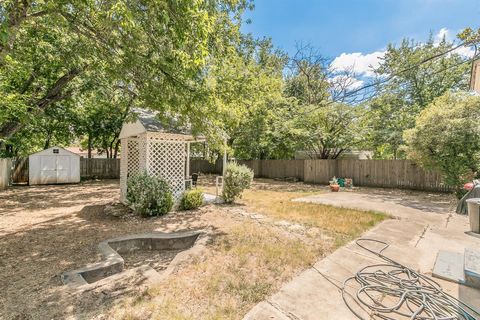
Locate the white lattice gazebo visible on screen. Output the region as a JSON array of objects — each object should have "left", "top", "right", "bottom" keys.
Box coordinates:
[{"left": 119, "top": 110, "right": 206, "bottom": 204}]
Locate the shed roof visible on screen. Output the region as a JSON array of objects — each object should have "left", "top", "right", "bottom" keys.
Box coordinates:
[
  {"left": 29, "top": 146, "right": 80, "bottom": 157},
  {"left": 119, "top": 109, "right": 205, "bottom": 141}
]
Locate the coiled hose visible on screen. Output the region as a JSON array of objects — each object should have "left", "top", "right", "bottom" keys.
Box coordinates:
[{"left": 341, "top": 239, "right": 480, "bottom": 320}]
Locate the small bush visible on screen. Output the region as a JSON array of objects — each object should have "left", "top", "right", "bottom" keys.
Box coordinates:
[
  {"left": 222, "top": 163, "right": 254, "bottom": 203},
  {"left": 180, "top": 188, "right": 204, "bottom": 210},
  {"left": 126, "top": 172, "right": 174, "bottom": 216}
]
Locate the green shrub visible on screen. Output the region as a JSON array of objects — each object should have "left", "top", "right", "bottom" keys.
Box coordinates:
[
  {"left": 404, "top": 91, "right": 480, "bottom": 197},
  {"left": 126, "top": 172, "right": 174, "bottom": 216},
  {"left": 180, "top": 188, "right": 204, "bottom": 210},
  {"left": 222, "top": 162, "right": 254, "bottom": 203}
]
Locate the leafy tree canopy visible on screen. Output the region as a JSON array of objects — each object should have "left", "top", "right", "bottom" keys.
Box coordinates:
[
  {"left": 0, "top": 0, "right": 252, "bottom": 156},
  {"left": 404, "top": 91, "right": 480, "bottom": 194},
  {"left": 362, "top": 36, "right": 471, "bottom": 158}
]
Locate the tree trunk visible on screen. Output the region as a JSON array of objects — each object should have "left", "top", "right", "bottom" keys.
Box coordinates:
[
  {"left": 113, "top": 139, "right": 121, "bottom": 159},
  {"left": 43, "top": 134, "right": 51, "bottom": 150},
  {"left": 87, "top": 133, "right": 92, "bottom": 158},
  {"left": 0, "top": 67, "right": 81, "bottom": 139}
]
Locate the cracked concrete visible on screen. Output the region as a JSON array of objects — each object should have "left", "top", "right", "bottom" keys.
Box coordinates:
[{"left": 244, "top": 191, "right": 480, "bottom": 319}]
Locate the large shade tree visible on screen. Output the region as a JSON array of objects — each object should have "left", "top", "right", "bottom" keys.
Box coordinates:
[
  {"left": 363, "top": 36, "right": 471, "bottom": 159},
  {"left": 0, "top": 0, "right": 252, "bottom": 155},
  {"left": 404, "top": 91, "right": 480, "bottom": 195},
  {"left": 281, "top": 45, "right": 362, "bottom": 159},
  {"left": 218, "top": 38, "right": 295, "bottom": 159}
]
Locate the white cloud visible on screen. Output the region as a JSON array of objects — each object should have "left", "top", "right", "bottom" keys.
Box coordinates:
[
  {"left": 330, "top": 51, "right": 385, "bottom": 77},
  {"left": 434, "top": 27, "right": 450, "bottom": 43},
  {"left": 454, "top": 45, "right": 475, "bottom": 58},
  {"left": 434, "top": 27, "right": 475, "bottom": 58},
  {"left": 328, "top": 75, "right": 364, "bottom": 90},
  {"left": 330, "top": 27, "right": 475, "bottom": 80}
]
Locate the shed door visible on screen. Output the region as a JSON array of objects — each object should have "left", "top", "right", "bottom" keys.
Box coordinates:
[
  {"left": 40, "top": 156, "right": 57, "bottom": 184},
  {"left": 56, "top": 156, "right": 70, "bottom": 183}
]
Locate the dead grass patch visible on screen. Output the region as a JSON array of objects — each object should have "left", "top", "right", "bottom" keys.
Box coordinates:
[
  {"left": 240, "top": 189, "right": 386, "bottom": 241},
  {"left": 110, "top": 220, "right": 323, "bottom": 320},
  {"left": 110, "top": 180, "right": 386, "bottom": 320}
]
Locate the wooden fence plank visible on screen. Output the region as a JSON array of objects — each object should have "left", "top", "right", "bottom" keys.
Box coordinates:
[{"left": 5, "top": 156, "right": 450, "bottom": 192}]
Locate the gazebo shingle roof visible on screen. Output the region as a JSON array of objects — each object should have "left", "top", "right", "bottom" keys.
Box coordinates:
[
  {"left": 119, "top": 108, "right": 205, "bottom": 141},
  {"left": 135, "top": 108, "right": 192, "bottom": 135}
]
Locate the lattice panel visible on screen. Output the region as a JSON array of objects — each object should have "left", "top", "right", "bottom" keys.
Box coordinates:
[
  {"left": 127, "top": 138, "right": 141, "bottom": 177},
  {"left": 137, "top": 136, "right": 147, "bottom": 173},
  {"left": 147, "top": 135, "right": 186, "bottom": 199},
  {"left": 119, "top": 138, "right": 129, "bottom": 202},
  {"left": 119, "top": 137, "right": 145, "bottom": 203}
]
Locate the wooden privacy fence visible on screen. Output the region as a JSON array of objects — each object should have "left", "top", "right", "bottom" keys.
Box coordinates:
[
  {"left": 189, "top": 159, "right": 305, "bottom": 180},
  {"left": 11, "top": 158, "right": 28, "bottom": 183},
  {"left": 80, "top": 158, "right": 120, "bottom": 179},
  {"left": 7, "top": 157, "right": 450, "bottom": 192},
  {"left": 303, "top": 159, "right": 449, "bottom": 192},
  {"left": 11, "top": 158, "right": 121, "bottom": 183},
  {"left": 0, "top": 158, "right": 12, "bottom": 190},
  {"left": 190, "top": 159, "right": 450, "bottom": 192}
]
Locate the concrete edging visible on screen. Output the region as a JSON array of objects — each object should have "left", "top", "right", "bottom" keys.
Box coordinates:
[{"left": 61, "top": 231, "right": 202, "bottom": 288}]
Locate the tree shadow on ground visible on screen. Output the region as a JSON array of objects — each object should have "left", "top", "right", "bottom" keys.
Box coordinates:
[
  {"left": 0, "top": 196, "right": 221, "bottom": 320},
  {"left": 0, "top": 180, "right": 120, "bottom": 215}
]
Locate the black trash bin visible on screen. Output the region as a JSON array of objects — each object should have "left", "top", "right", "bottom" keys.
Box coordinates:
[{"left": 191, "top": 173, "right": 199, "bottom": 187}]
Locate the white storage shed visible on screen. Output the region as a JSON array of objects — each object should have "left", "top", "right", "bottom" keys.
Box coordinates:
[{"left": 29, "top": 147, "right": 81, "bottom": 185}]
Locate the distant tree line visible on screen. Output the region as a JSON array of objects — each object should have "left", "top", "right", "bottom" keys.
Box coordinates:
[{"left": 0, "top": 0, "right": 478, "bottom": 186}]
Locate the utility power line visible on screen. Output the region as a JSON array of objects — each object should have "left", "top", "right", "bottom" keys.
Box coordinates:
[{"left": 298, "top": 37, "right": 480, "bottom": 116}]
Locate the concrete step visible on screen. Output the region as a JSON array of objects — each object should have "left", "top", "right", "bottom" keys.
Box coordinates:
[
  {"left": 465, "top": 247, "right": 480, "bottom": 289},
  {"left": 432, "top": 248, "right": 480, "bottom": 289},
  {"left": 432, "top": 250, "right": 465, "bottom": 284}
]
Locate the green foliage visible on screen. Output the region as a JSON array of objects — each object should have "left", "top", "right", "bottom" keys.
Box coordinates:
[
  {"left": 126, "top": 172, "right": 174, "bottom": 217},
  {"left": 73, "top": 71, "right": 134, "bottom": 158},
  {"left": 377, "top": 38, "right": 469, "bottom": 108},
  {"left": 233, "top": 99, "right": 298, "bottom": 160},
  {"left": 180, "top": 188, "right": 204, "bottom": 210},
  {"left": 285, "top": 62, "right": 330, "bottom": 106},
  {"left": 208, "top": 37, "right": 291, "bottom": 159},
  {"left": 361, "top": 94, "right": 410, "bottom": 159},
  {"left": 293, "top": 103, "right": 361, "bottom": 159},
  {"left": 279, "top": 46, "right": 362, "bottom": 159},
  {"left": 222, "top": 163, "right": 254, "bottom": 203},
  {"left": 0, "top": 0, "right": 252, "bottom": 155},
  {"left": 404, "top": 92, "right": 480, "bottom": 195},
  {"left": 364, "top": 37, "right": 470, "bottom": 159}
]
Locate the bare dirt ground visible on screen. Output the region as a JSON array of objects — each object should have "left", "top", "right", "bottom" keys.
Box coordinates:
[
  {"left": 1, "top": 179, "right": 329, "bottom": 319},
  {"left": 0, "top": 178, "right": 449, "bottom": 319},
  {"left": 0, "top": 180, "right": 217, "bottom": 319}
]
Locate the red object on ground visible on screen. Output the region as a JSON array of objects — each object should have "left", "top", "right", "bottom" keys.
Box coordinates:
[
  {"left": 330, "top": 185, "right": 340, "bottom": 192},
  {"left": 464, "top": 182, "right": 474, "bottom": 191}
]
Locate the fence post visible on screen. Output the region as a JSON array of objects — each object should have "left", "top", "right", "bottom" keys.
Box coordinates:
[{"left": 0, "top": 158, "right": 12, "bottom": 190}]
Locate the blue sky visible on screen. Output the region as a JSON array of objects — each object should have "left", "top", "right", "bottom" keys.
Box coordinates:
[
  {"left": 241, "top": 0, "right": 480, "bottom": 84},
  {"left": 242, "top": 0, "right": 480, "bottom": 57}
]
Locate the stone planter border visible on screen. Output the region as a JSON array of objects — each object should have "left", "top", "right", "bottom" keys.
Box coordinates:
[{"left": 61, "top": 231, "right": 203, "bottom": 288}]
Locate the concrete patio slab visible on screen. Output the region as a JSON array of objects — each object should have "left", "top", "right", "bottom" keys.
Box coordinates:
[
  {"left": 432, "top": 250, "right": 465, "bottom": 283},
  {"left": 465, "top": 247, "right": 480, "bottom": 289},
  {"left": 244, "top": 191, "right": 480, "bottom": 320}
]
